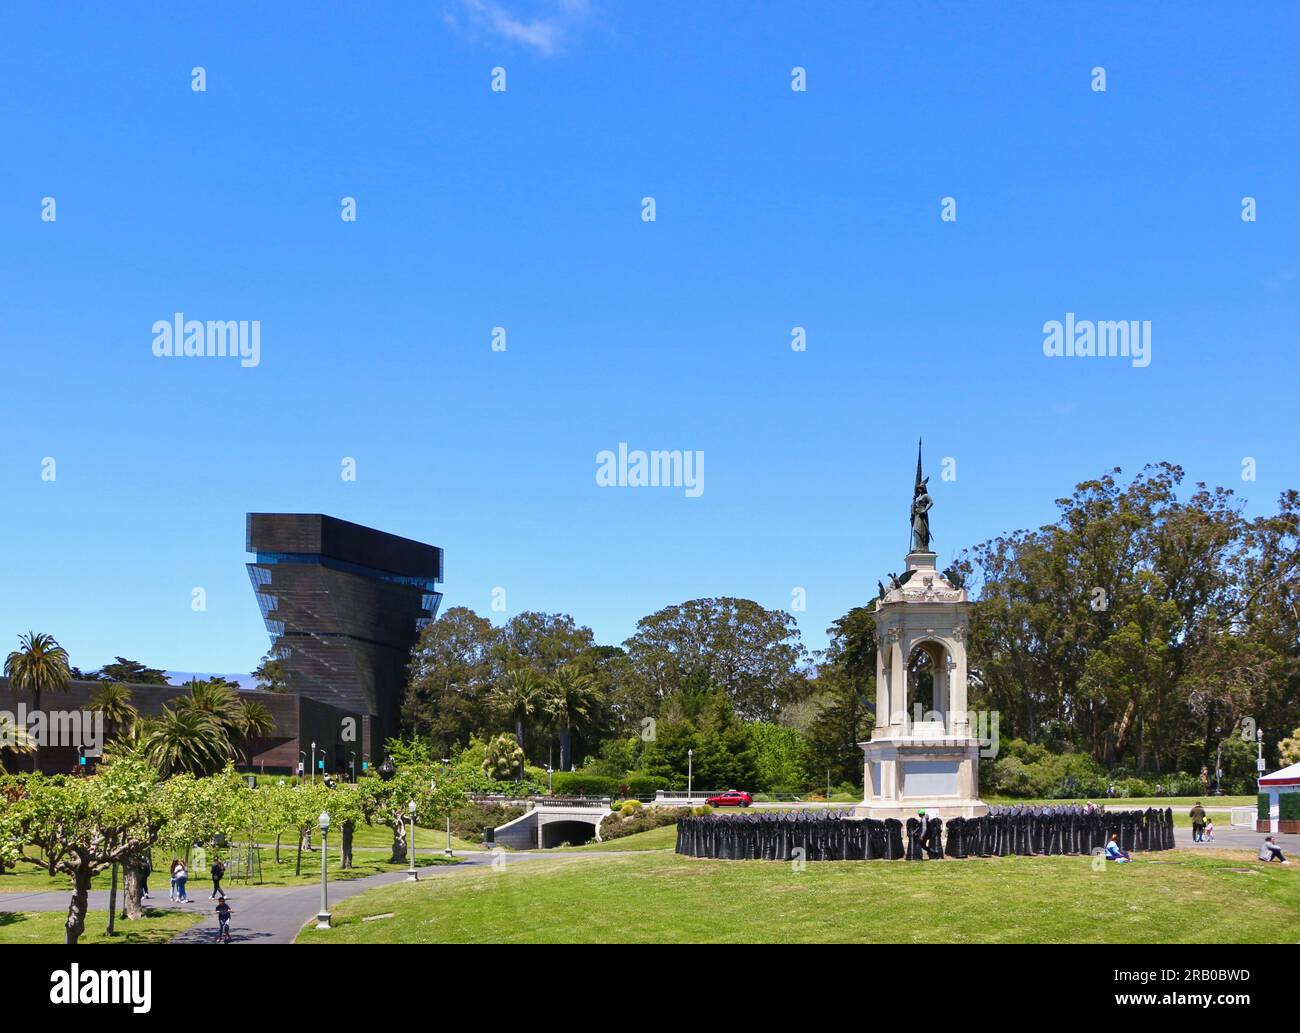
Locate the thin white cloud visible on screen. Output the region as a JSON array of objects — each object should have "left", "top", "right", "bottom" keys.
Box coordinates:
[{"left": 452, "top": 0, "right": 591, "bottom": 57}]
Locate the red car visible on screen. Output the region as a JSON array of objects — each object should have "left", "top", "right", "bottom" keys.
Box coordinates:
[{"left": 705, "top": 790, "right": 753, "bottom": 807}]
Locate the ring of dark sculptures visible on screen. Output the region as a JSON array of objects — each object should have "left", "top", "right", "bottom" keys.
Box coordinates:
[{"left": 674, "top": 806, "right": 1175, "bottom": 861}]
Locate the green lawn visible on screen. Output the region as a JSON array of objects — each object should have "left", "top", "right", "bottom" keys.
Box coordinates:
[
  {"left": 0, "top": 908, "right": 202, "bottom": 945},
  {"left": 297, "top": 847, "right": 1300, "bottom": 944},
  {"left": 568, "top": 825, "right": 678, "bottom": 852}
]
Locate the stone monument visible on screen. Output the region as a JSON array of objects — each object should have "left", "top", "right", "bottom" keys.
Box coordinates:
[{"left": 854, "top": 442, "right": 989, "bottom": 822}]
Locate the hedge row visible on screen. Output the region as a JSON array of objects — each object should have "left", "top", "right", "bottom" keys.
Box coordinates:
[{"left": 548, "top": 773, "right": 670, "bottom": 798}]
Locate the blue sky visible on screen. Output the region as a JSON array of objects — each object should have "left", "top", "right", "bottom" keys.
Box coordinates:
[{"left": 1, "top": 1, "right": 1296, "bottom": 675}]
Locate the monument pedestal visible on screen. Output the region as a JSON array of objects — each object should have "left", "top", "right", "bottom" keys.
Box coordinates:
[{"left": 852, "top": 736, "right": 988, "bottom": 821}]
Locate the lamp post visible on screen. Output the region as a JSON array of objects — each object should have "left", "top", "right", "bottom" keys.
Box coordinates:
[
  {"left": 406, "top": 800, "right": 419, "bottom": 881},
  {"left": 1257, "top": 728, "right": 1266, "bottom": 775},
  {"left": 349, "top": 751, "right": 356, "bottom": 784},
  {"left": 1215, "top": 742, "right": 1223, "bottom": 796},
  {"left": 687, "top": 748, "right": 693, "bottom": 800},
  {"left": 440, "top": 761, "right": 454, "bottom": 857},
  {"left": 315, "top": 811, "right": 332, "bottom": 929},
  {"left": 298, "top": 751, "right": 306, "bottom": 782},
  {"left": 311, "top": 741, "right": 317, "bottom": 787},
  {"left": 546, "top": 764, "right": 554, "bottom": 796}
]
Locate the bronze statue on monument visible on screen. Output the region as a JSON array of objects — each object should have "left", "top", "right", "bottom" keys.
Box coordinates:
[{"left": 910, "top": 438, "right": 933, "bottom": 552}]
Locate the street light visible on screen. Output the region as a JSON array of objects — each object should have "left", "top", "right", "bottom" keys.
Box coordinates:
[
  {"left": 315, "top": 811, "right": 332, "bottom": 929},
  {"left": 440, "top": 761, "right": 454, "bottom": 857},
  {"left": 349, "top": 751, "right": 356, "bottom": 784},
  {"left": 1257, "top": 728, "right": 1266, "bottom": 774},
  {"left": 546, "top": 764, "right": 554, "bottom": 796},
  {"left": 406, "top": 800, "right": 419, "bottom": 881},
  {"left": 311, "top": 741, "right": 317, "bottom": 787},
  {"left": 687, "top": 748, "right": 693, "bottom": 800}
]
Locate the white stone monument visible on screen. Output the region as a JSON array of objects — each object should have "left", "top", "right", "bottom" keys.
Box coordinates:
[{"left": 854, "top": 444, "right": 989, "bottom": 822}]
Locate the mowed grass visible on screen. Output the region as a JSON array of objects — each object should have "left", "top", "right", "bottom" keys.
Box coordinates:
[
  {"left": 0, "top": 908, "right": 202, "bottom": 945},
  {"left": 296, "top": 847, "right": 1299, "bottom": 944},
  {"left": 566, "top": 825, "right": 678, "bottom": 852}
]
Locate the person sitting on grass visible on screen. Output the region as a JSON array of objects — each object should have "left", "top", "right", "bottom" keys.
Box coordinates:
[
  {"left": 1258, "top": 836, "right": 1290, "bottom": 864},
  {"left": 1105, "top": 833, "right": 1131, "bottom": 863}
]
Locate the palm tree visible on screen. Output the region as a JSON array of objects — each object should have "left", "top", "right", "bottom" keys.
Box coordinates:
[
  {"left": 88, "top": 682, "right": 139, "bottom": 744},
  {"left": 231, "top": 699, "right": 274, "bottom": 764},
  {"left": 545, "top": 665, "right": 599, "bottom": 772},
  {"left": 139, "top": 706, "right": 232, "bottom": 776},
  {"left": 0, "top": 713, "right": 36, "bottom": 773},
  {"left": 489, "top": 668, "right": 545, "bottom": 778},
  {"left": 174, "top": 677, "right": 241, "bottom": 728},
  {"left": 4, "top": 631, "right": 71, "bottom": 773}
]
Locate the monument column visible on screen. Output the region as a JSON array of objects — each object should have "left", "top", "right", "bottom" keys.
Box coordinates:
[{"left": 855, "top": 441, "right": 988, "bottom": 821}]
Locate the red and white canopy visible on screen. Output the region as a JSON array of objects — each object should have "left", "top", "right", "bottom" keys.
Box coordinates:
[{"left": 1259, "top": 762, "right": 1300, "bottom": 787}]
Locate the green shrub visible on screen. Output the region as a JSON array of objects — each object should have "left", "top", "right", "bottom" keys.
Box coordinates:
[
  {"left": 619, "top": 800, "right": 642, "bottom": 817},
  {"left": 1280, "top": 793, "right": 1300, "bottom": 821},
  {"left": 449, "top": 801, "right": 525, "bottom": 842},
  {"left": 598, "top": 806, "right": 687, "bottom": 842},
  {"left": 1258, "top": 793, "right": 1269, "bottom": 820},
  {"left": 690, "top": 805, "right": 712, "bottom": 816},
  {"left": 551, "top": 772, "right": 617, "bottom": 797},
  {"left": 623, "top": 775, "right": 669, "bottom": 798},
  {"left": 1114, "top": 777, "right": 1152, "bottom": 798}
]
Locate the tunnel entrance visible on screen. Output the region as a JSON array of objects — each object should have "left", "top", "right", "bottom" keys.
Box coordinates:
[{"left": 541, "top": 820, "right": 597, "bottom": 848}]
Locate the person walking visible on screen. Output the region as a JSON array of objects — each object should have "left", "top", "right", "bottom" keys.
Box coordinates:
[
  {"left": 140, "top": 853, "right": 152, "bottom": 900},
  {"left": 1203, "top": 818, "right": 1214, "bottom": 842},
  {"left": 210, "top": 857, "right": 226, "bottom": 899},
  {"left": 174, "top": 858, "right": 189, "bottom": 902},
  {"left": 1189, "top": 801, "right": 1207, "bottom": 843},
  {"left": 169, "top": 858, "right": 180, "bottom": 901}
]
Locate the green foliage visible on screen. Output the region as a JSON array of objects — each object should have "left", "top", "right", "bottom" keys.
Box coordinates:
[
  {"left": 1280, "top": 793, "right": 1300, "bottom": 821},
  {"left": 551, "top": 772, "right": 617, "bottom": 796},
  {"left": 622, "top": 775, "right": 668, "bottom": 797},
  {"left": 624, "top": 598, "right": 809, "bottom": 721},
  {"left": 1280, "top": 727, "right": 1300, "bottom": 767},
  {"left": 1259, "top": 793, "right": 1270, "bottom": 820},
  {"left": 598, "top": 806, "right": 687, "bottom": 842},
  {"left": 619, "top": 799, "right": 641, "bottom": 816},
  {"left": 745, "top": 721, "right": 812, "bottom": 793},
  {"left": 636, "top": 690, "right": 759, "bottom": 791},
  {"left": 482, "top": 733, "right": 525, "bottom": 781}
]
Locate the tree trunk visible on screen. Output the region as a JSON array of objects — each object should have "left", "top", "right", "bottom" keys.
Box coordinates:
[
  {"left": 31, "top": 689, "right": 42, "bottom": 774},
  {"left": 295, "top": 831, "right": 304, "bottom": 876},
  {"left": 390, "top": 819, "right": 408, "bottom": 863},
  {"left": 559, "top": 725, "right": 572, "bottom": 772},
  {"left": 121, "top": 852, "right": 146, "bottom": 920},
  {"left": 66, "top": 865, "right": 92, "bottom": 945},
  {"left": 106, "top": 864, "right": 118, "bottom": 936},
  {"left": 341, "top": 820, "right": 354, "bottom": 870}
]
